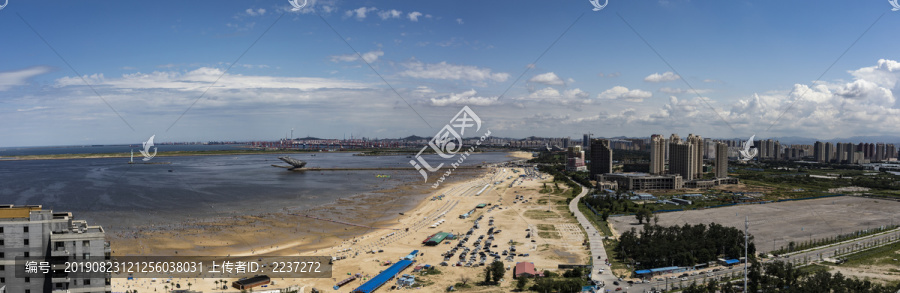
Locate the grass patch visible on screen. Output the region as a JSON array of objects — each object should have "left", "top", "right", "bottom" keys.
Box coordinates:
[
  {"left": 524, "top": 210, "right": 559, "bottom": 220},
  {"left": 536, "top": 224, "right": 556, "bottom": 231},
  {"left": 538, "top": 231, "right": 562, "bottom": 239},
  {"left": 578, "top": 202, "right": 613, "bottom": 236},
  {"left": 839, "top": 241, "right": 900, "bottom": 267},
  {"left": 798, "top": 263, "right": 830, "bottom": 274},
  {"left": 536, "top": 198, "right": 548, "bottom": 204}
]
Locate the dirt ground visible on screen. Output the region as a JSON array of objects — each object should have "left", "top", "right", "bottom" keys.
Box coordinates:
[
  {"left": 609, "top": 196, "right": 900, "bottom": 253},
  {"left": 114, "top": 152, "right": 594, "bottom": 293}
]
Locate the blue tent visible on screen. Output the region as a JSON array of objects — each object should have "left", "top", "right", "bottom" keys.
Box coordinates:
[{"left": 352, "top": 260, "right": 413, "bottom": 293}]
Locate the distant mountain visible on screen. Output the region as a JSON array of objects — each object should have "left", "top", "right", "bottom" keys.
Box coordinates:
[
  {"left": 401, "top": 135, "right": 428, "bottom": 141},
  {"left": 826, "top": 135, "right": 900, "bottom": 145}
]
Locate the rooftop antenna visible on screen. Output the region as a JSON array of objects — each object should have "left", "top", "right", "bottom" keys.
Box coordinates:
[{"left": 291, "top": 128, "right": 294, "bottom": 140}]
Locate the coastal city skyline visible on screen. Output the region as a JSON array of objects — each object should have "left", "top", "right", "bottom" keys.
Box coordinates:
[{"left": 1, "top": 1, "right": 898, "bottom": 147}]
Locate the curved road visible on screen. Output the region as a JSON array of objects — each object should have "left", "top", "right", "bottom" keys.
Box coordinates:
[
  {"left": 568, "top": 182, "right": 618, "bottom": 288},
  {"left": 568, "top": 179, "right": 900, "bottom": 292}
]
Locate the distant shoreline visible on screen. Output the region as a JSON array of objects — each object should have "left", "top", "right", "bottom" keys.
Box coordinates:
[{"left": 0, "top": 148, "right": 513, "bottom": 161}]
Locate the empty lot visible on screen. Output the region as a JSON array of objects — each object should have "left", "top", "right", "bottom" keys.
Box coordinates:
[{"left": 609, "top": 196, "right": 900, "bottom": 253}]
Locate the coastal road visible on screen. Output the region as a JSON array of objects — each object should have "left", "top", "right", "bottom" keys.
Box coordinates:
[{"left": 568, "top": 182, "right": 617, "bottom": 288}]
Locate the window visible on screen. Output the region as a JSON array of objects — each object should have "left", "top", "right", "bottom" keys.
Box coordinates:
[
  {"left": 0, "top": 239, "right": 4, "bottom": 245},
  {"left": 23, "top": 226, "right": 28, "bottom": 233},
  {"left": 0, "top": 226, "right": 4, "bottom": 233},
  {"left": 25, "top": 277, "right": 30, "bottom": 283},
  {"left": 84, "top": 279, "right": 91, "bottom": 285},
  {"left": 83, "top": 240, "right": 90, "bottom": 247},
  {"left": 83, "top": 253, "right": 91, "bottom": 259},
  {"left": 24, "top": 252, "right": 29, "bottom": 257},
  {"left": 0, "top": 252, "right": 4, "bottom": 258},
  {"left": 0, "top": 265, "right": 4, "bottom": 270},
  {"left": 1, "top": 277, "right": 5, "bottom": 283},
  {"left": 24, "top": 239, "right": 29, "bottom": 245}
]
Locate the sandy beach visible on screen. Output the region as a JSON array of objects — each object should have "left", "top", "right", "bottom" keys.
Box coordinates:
[{"left": 111, "top": 151, "right": 594, "bottom": 293}]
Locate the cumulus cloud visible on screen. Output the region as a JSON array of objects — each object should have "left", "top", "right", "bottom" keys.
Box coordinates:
[
  {"left": 659, "top": 87, "right": 712, "bottom": 94},
  {"left": 528, "top": 72, "right": 565, "bottom": 86},
  {"left": 644, "top": 71, "right": 681, "bottom": 82},
  {"left": 0, "top": 66, "right": 54, "bottom": 91},
  {"left": 245, "top": 8, "right": 266, "bottom": 16},
  {"left": 345, "top": 7, "right": 376, "bottom": 20},
  {"left": 429, "top": 89, "right": 500, "bottom": 106},
  {"left": 329, "top": 50, "right": 384, "bottom": 63},
  {"left": 518, "top": 87, "right": 591, "bottom": 105},
  {"left": 378, "top": 9, "right": 402, "bottom": 20},
  {"left": 408, "top": 11, "right": 423, "bottom": 21},
  {"left": 398, "top": 61, "right": 509, "bottom": 83},
  {"left": 597, "top": 86, "right": 653, "bottom": 102}
]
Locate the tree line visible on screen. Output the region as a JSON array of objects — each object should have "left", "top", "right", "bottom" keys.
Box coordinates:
[{"left": 617, "top": 223, "right": 756, "bottom": 270}]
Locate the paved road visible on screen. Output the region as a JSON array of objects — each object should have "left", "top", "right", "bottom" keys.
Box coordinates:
[
  {"left": 567, "top": 181, "right": 900, "bottom": 293},
  {"left": 568, "top": 182, "right": 618, "bottom": 288}
]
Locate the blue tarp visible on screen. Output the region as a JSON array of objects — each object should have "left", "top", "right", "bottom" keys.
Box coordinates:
[
  {"left": 635, "top": 269, "right": 652, "bottom": 274},
  {"left": 352, "top": 260, "right": 414, "bottom": 293},
  {"left": 649, "top": 266, "right": 680, "bottom": 273},
  {"left": 724, "top": 259, "right": 740, "bottom": 265},
  {"left": 404, "top": 250, "right": 419, "bottom": 260}
]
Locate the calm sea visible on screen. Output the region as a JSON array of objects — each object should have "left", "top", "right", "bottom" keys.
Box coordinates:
[{"left": 0, "top": 148, "right": 515, "bottom": 231}]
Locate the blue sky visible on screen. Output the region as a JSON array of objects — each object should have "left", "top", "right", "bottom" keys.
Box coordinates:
[{"left": 1, "top": 0, "right": 899, "bottom": 147}]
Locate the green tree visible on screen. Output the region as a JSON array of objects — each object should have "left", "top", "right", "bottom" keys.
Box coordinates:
[
  {"left": 483, "top": 266, "right": 492, "bottom": 284},
  {"left": 490, "top": 261, "right": 505, "bottom": 283},
  {"left": 516, "top": 277, "right": 528, "bottom": 291}
]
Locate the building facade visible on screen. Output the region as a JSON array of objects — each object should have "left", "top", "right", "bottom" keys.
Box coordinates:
[
  {"left": 0, "top": 205, "right": 110, "bottom": 293},
  {"left": 590, "top": 139, "right": 613, "bottom": 180},
  {"left": 715, "top": 142, "right": 728, "bottom": 179},
  {"left": 649, "top": 134, "right": 666, "bottom": 175}
]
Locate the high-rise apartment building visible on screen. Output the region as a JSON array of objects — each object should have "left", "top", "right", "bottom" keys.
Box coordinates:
[
  {"left": 0, "top": 205, "right": 110, "bottom": 293},
  {"left": 715, "top": 142, "right": 728, "bottom": 179},
  {"left": 590, "top": 139, "right": 613, "bottom": 180},
  {"left": 582, "top": 134, "right": 591, "bottom": 151},
  {"left": 814, "top": 141, "right": 826, "bottom": 162},
  {"left": 669, "top": 137, "right": 697, "bottom": 181},
  {"left": 825, "top": 142, "right": 834, "bottom": 163},
  {"left": 649, "top": 134, "right": 666, "bottom": 175},
  {"left": 686, "top": 134, "right": 704, "bottom": 178}
]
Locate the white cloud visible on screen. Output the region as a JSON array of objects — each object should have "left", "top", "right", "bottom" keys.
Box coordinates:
[
  {"left": 848, "top": 59, "right": 900, "bottom": 89},
  {"left": 597, "top": 86, "right": 653, "bottom": 102},
  {"left": 16, "top": 106, "right": 49, "bottom": 112},
  {"left": 408, "top": 11, "right": 423, "bottom": 22},
  {"left": 429, "top": 89, "right": 500, "bottom": 106},
  {"left": 378, "top": 9, "right": 402, "bottom": 20},
  {"left": 527, "top": 72, "right": 565, "bottom": 86},
  {"left": 329, "top": 50, "right": 384, "bottom": 63},
  {"left": 345, "top": 7, "right": 376, "bottom": 20},
  {"left": 456, "top": 18, "right": 464, "bottom": 24},
  {"left": 54, "top": 67, "right": 373, "bottom": 92},
  {"left": 245, "top": 8, "right": 266, "bottom": 16},
  {"left": 0, "top": 66, "right": 54, "bottom": 91},
  {"left": 644, "top": 71, "right": 681, "bottom": 82},
  {"left": 519, "top": 87, "right": 591, "bottom": 105},
  {"left": 598, "top": 72, "right": 621, "bottom": 78},
  {"left": 659, "top": 87, "right": 712, "bottom": 94},
  {"left": 398, "top": 61, "right": 509, "bottom": 83}
]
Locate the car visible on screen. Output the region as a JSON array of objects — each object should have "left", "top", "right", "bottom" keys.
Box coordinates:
[
  {"left": 615, "top": 288, "right": 622, "bottom": 291},
  {"left": 627, "top": 280, "right": 634, "bottom": 284},
  {"left": 613, "top": 281, "right": 619, "bottom": 286},
  {"left": 681, "top": 277, "right": 688, "bottom": 281}
]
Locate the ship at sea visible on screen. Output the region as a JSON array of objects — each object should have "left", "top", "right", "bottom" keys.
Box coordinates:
[{"left": 277, "top": 156, "right": 308, "bottom": 170}]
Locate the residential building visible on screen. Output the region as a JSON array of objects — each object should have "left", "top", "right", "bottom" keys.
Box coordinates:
[
  {"left": 590, "top": 139, "right": 613, "bottom": 180},
  {"left": 715, "top": 142, "right": 728, "bottom": 179},
  {"left": 649, "top": 134, "right": 666, "bottom": 175},
  {"left": 0, "top": 205, "right": 110, "bottom": 293}
]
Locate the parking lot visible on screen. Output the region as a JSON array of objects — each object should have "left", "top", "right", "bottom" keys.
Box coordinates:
[{"left": 610, "top": 196, "right": 900, "bottom": 253}]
